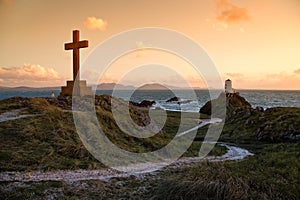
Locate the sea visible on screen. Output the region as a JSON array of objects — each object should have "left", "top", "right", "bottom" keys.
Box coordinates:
[{"left": 0, "top": 90, "right": 299, "bottom": 112}]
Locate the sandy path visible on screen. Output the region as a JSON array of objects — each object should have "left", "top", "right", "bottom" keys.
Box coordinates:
[
  {"left": 0, "top": 109, "right": 37, "bottom": 122},
  {"left": 176, "top": 118, "right": 222, "bottom": 137},
  {"left": 0, "top": 114, "right": 253, "bottom": 183},
  {"left": 0, "top": 143, "right": 253, "bottom": 183}
]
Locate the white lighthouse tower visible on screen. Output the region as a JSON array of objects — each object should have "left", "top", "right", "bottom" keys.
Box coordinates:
[{"left": 225, "top": 79, "right": 235, "bottom": 94}]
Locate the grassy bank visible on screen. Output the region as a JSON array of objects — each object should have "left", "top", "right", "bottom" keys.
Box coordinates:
[
  {"left": 0, "top": 96, "right": 224, "bottom": 172},
  {"left": 152, "top": 143, "right": 300, "bottom": 200},
  {"left": 0, "top": 96, "right": 299, "bottom": 199},
  {"left": 1, "top": 143, "right": 298, "bottom": 199}
]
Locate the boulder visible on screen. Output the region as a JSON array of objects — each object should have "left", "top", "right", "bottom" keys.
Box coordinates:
[
  {"left": 256, "top": 106, "right": 264, "bottom": 112},
  {"left": 130, "top": 100, "right": 155, "bottom": 108},
  {"left": 166, "top": 97, "right": 180, "bottom": 102},
  {"left": 138, "top": 100, "right": 156, "bottom": 108}
]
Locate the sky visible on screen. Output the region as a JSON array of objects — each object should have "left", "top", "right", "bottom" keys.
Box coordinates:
[{"left": 0, "top": 0, "right": 300, "bottom": 90}]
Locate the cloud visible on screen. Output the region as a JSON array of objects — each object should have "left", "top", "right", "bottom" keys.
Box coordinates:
[
  {"left": 0, "top": 64, "right": 65, "bottom": 87},
  {"left": 215, "top": 0, "right": 250, "bottom": 25},
  {"left": 84, "top": 17, "right": 107, "bottom": 31},
  {"left": 223, "top": 70, "right": 300, "bottom": 90},
  {"left": 81, "top": 70, "right": 118, "bottom": 85},
  {"left": 294, "top": 68, "right": 300, "bottom": 75},
  {"left": 1, "top": 0, "right": 13, "bottom": 4},
  {"left": 226, "top": 72, "right": 244, "bottom": 79}
]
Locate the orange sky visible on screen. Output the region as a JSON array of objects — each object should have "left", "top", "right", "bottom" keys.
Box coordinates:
[{"left": 0, "top": 0, "right": 300, "bottom": 89}]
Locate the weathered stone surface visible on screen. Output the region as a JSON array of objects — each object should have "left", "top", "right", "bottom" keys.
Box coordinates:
[
  {"left": 256, "top": 106, "right": 264, "bottom": 112},
  {"left": 200, "top": 92, "right": 300, "bottom": 142},
  {"left": 166, "top": 97, "right": 180, "bottom": 102},
  {"left": 60, "top": 80, "right": 93, "bottom": 97},
  {"left": 60, "top": 30, "right": 92, "bottom": 97},
  {"left": 200, "top": 92, "right": 251, "bottom": 117},
  {"left": 255, "top": 107, "right": 300, "bottom": 142},
  {"left": 131, "top": 100, "right": 156, "bottom": 108}
]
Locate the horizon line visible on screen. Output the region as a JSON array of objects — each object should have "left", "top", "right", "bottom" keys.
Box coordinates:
[{"left": 0, "top": 84, "right": 299, "bottom": 91}]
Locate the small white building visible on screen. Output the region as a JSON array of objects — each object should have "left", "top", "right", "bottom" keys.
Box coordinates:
[
  {"left": 51, "top": 91, "right": 55, "bottom": 98},
  {"left": 225, "top": 79, "right": 235, "bottom": 94}
]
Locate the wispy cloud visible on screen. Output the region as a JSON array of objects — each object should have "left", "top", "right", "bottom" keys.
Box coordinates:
[
  {"left": 294, "top": 68, "right": 300, "bottom": 75},
  {"left": 0, "top": 64, "right": 65, "bottom": 87},
  {"left": 84, "top": 17, "right": 107, "bottom": 31},
  {"left": 226, "top": 72, "right": 244, "bottom": 79},
  {"left": 216, "top": 0, "right": 250, "bottom": 25},
  {"left": 1, "top": 0, "right": 14, "bottom": 4},
  {"left": 81, "top": 70, "right": 118, "bottom": 85},
  {"left": 224, "top": 70, "right": 300, "bottom": 90}
]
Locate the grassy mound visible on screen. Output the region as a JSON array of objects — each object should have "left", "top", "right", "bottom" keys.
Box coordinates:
[
  {"left": 152, "top": 143, "right": 300, "bottom": 199},
  {"left": 217, "top": 107, "right": 300, "bottom": 143},
  {"left": 0, "top": 98, "right": 101, "bottom": 171},
  {"left": 1, "top": 143, "right": 298, "bottom": 199},
  {"left": 0, "top": 96, "right": 224, "bottom": 171},
  {"left": 199, "top": 92, "right": 300, "bottom": 143}
]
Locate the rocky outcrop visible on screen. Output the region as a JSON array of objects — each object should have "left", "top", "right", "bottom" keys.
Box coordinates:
[
  {"left": 166, "top": 97, "right": 180, "bottom": 102},
  {"left": 200, "top": 93, "right": 300, "bottom": 142},
  {"left": 47, "top": 96, "right": 72, "bottom": 110},
  {"left": 130, "top": 100, "right": 156, "bottom": 108},
  {"left": 200, "top": 92, "right": 251, "bottom": 118},
  {"left": 256, "top": 107, "right": 300, "bottom": 142}
]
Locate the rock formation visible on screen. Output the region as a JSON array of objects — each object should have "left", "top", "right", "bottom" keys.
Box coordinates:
[
  {"left": 166, "top": 97, "right": 180, "bottom": 102},
  {"left": 200, "top": 92, "right": 251, "bottom": 118},
  {"left": 200, "top": 92, "right": 300, "bottom": 142}
]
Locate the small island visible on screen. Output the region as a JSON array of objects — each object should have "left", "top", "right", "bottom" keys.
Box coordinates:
[{"left": 0, "top": 85, "right": 299, "bottom": 199}]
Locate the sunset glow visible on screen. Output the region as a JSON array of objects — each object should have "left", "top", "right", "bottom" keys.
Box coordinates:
[{"left": 0, "top": 0, "right": 300, "bottom": 89}]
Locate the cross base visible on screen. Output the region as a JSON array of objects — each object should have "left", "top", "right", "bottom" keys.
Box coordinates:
[{"left": 59, "top": 80, "right": 93, "bottom": 97}]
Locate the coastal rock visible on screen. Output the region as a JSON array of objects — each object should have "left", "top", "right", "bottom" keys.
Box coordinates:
[
  {"left": 166, "top": 97, "right": 180, "bottom": 102},
  {"left": 131, "top": 100, "right": 156, "bottom": 108},
  {"left": 140, "top": 100, "right": 156, "bottom": 107},
  {"left": 200, "top": 92, "right": 251, "bottom": 117},
  {"left": 256, "top": 106, "right": 264, "bottom": 112},
  {"left": 200, "top": 92, "right": 300, "bottom": 142}
]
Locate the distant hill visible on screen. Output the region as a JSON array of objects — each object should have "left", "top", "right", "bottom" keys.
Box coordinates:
[
  {"left": 96, "top": 83, "right": 183, "bottom": 90},
  {"left": 0, "top": 86, "right": 10, "bottom": 90},
  {"left": 96, "top": 83, "right": 135, "bottom": 90},
  {"left": 0, "top": 83, "right": 204, "bottom": 91},
  {"left": 0, "top": 86, "right": 61, "bottom": 91},
  {"left": 137, "top": 83, "right": 183, "bottom": 90}
]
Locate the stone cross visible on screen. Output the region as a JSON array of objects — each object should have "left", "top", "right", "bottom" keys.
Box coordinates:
[{"left": 65, "top": 30, "right": 88, "bottom": 81}]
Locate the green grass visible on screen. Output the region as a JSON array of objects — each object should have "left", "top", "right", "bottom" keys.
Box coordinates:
[
  {"left": 152, "top": 143, "right": 300, "bottom": 200},
  {"left": 1, "top": 96, "right": 299, "bottom": 199},
  {"left": 1, "top": 143, "right": 298, "bottom": 199},
  {"left": 0, "top": 96, "right": 224, "bottom": 171}
]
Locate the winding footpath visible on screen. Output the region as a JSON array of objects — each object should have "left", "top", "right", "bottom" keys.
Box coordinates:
[
  {"left": 0, "top": 110, "right": 254, "bottom": 183},
  {"left": 0, "top": 109, "right": 37, "bottom": 122}
]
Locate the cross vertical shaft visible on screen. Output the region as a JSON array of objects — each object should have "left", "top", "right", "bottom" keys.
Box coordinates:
[
  {"left": 73, "top": 31, "right": 80, "bottom": 81},
  {"left": 65, "top": 30, "right": 88, "bottom": 81},
  {"left": 60, "top": 30, "right": 93, "bottom": 97}
]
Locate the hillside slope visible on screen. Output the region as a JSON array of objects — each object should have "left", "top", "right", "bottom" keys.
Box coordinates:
[
  {"left": 0, "top": 96, "right": 172, "bottom": 171},
  {"left": 199, "top": 93, "right": 300, "bottom": 142}
]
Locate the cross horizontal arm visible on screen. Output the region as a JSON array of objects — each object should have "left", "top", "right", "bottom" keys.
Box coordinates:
[
  {"left": 65, "top": 43, "right": 74, "bottom": 50},
  {"left": 64, "top": 41, "right": 88, "bottom": 50},
  {"left": 77, "top": 40, "right": 88, "bottom": 48}
]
